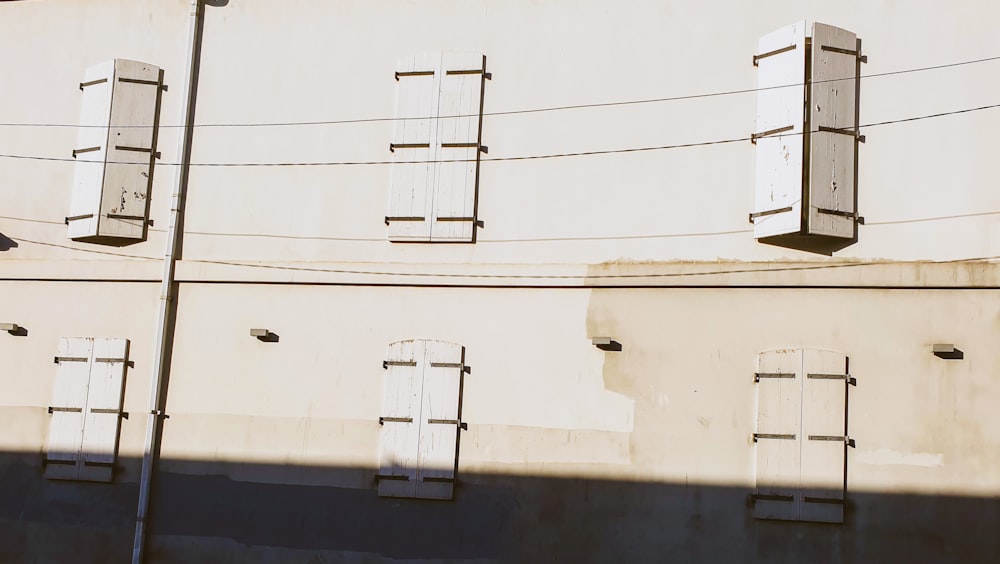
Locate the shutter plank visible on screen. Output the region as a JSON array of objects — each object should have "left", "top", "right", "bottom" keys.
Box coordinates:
[
  {"left": 388, "top": 53, "right": 439, "bottom": 241},
  {"left": 99, "top": 60, "right": 161, "bottom": 241},
  {"left": 46, "top": 337, "right": 94, "bottom": 480},
  {"left": 800, "top": 349, "right": 848, "bottom": 523},
  {"left": 754, "top": 349, "right": 802, "bottom": 520},
  {"left": 79, "top": 338, "right": 129, "bottom": 482},
  {"left": 378, "top": 340, "right": 424, "bottom": 497},
  {"left": 753, "top": 22, "right": 807, "bottom": 238},
  {"left": 416, "top": 341, "right": 463, "bottom": 500},
  {"left": 68, "top": 62, "right": 114, "bottom": 240},
  {"left": 431, "top": 53, "right": 484, "bottom": 242},
  {"left": 808, "top": 23, "right": 858, "bottom": 238}
]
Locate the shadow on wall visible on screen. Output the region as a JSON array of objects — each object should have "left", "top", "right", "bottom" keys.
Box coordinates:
[
  {"left": 0, "top": 233, "right": 17, "bottom": 251},
  {"left": 0, "top": 452, "right": 998, "bottom": 563}
]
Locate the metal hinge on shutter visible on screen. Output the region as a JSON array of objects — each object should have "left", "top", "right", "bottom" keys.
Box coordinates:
[
  {"left": 428, "top": 418, "right": 468, "bottom": 430},
  {"left": 754, "top": 371, "right": 795, "bottom": 382},
  {"left": 53, "top": 355, "right": 89, "bottom": 364},
  {"left": 753, "top": 433, "right": 796, "bottom": 442},
  {"left": 374, "top": 474, "right": 410, "bottom": 481},
  {"left": 383, "top": 359, "right": 417, "bottom": 368},
  {"left": 808, "top": 434, "right": 856, "bottom": 447},
  {"left": 807, "top": 372, "right": 857, "bottom": 385},
  {"left": 379, "top": 417, "right": 413, "bottom": 425},
  {"left": 91, "top": 407, "right": 129, "bottom": 420}
]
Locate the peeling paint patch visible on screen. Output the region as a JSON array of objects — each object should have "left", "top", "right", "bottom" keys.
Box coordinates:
[{"left": 857, "top": 448, "right": 944, "bottom": 468}]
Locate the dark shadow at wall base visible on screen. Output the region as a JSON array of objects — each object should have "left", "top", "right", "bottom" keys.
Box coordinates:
[{"left": 0, "top": 453, "right": 998, "bottom": 563}]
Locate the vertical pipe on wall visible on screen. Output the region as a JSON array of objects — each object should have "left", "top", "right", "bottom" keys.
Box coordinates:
[{"left": 131, "top": 1, "right": 203, "bottom": 562}]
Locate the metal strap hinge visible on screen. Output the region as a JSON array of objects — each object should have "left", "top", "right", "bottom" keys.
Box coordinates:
[
  {"left": 48, "top": 406, "right": 82, "bottom": 414},
  {"left": 91, "top": 408, "right": 128, "bottom": 419},
  {"left": 753, "top": 433, "right": 796, "bottom": 442},
  {"left": 754, "top": 372, "right": 795, "bottom": 382},
  {"left": 804, "top": 496, "right": 846, "bottom": 505},
  {"left": 748, "top": 206, "right": 793, "bottom": 223},
  {"left": 79, "top": 78, "right": 108, "bottom": 90},
  {"left": 820, "top": 44, "right": 868, "bottom": 63},
  {"left": 807, "top": 372, "right": 857, "bottom": 385},
  {"left": 753, "top": 44, "right": 797, "bottom": 66},
  {"left": 118, "top": 77, "right": 161, "bottom": 86},
  {"left": 94, "top": 357, "right": 127, "bottom": 363},
  {"left": 751, "top": 125, "right": 794, "bottom": 144},
  {"left": 114, "top": 145, "right": 162, "bottom": 158},
  {"left": 379, "top": 416, "right": 413, "bottom": 425},
  {"left": 375, "top": 473, "right": 409, "bottom": 481},
  {"left": 72, "top": 146, "right": 101, "bottom": 158},
  {"left": 384, "top": 216, "right": 425, "bottom": 225},
  {"left": 395, "top": 70, "right": 434, "bottom": 80},
  {"left": 808, "top": 435, "right": 856, "bottom": 447},
  {"left": 422, "top": 476, "right": 455, "bottom": 483},
  {"left": 816, "top": 125, "right": 865, "bottom": 143},
  {"left": 54, "top": 355, "right": 89, "bottom": 363},
  {"left": 389, "top": 143, "right": 430, "bottom": 152},
  {"left": 752, "top": 493, "right": 794, "bottom": 502},
  {"left": 383, "top": 360, "right": 417, "bottom": 368},
  {"left": 816, "top": 208, "right": 864, "bottom": 225},
  {"left": 427, "top": 419, "right": 467, "bottom": 430},
  {"left": 440, "top": 142, "right": 488, "bottom": 153}
]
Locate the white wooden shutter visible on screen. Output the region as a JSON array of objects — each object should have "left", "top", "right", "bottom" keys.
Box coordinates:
[
  {"left": 752, "top": 22, "right": 806, "bottom": 238},
  {"left": 378, "top": 340, "right": 423, "bottom": 497},
  {"left": 416, "top": 341, "right": 464, "bottom": 500},
  {"left": 45, "top": 337, "right": 94, "bottom": 480},
  {"left": 807, "top": 23, "right": 858, "bottom": 239},
  {"left": 753, "top": 349, "right": 802, "bottom": 520},
  {"left": 68, "top": 62, "right": 115, "bottom": 240},
  {"left": 431, "top": 53, "right": 485, "bottom": 242},
  {"left": 387, "top": 54, "right": 439, "bottom": 241},
  {"left": 68, "top": 59, "right": 162, "bottom": 245},
  {"left": 79, "top": 337, "right": 129, "bottom": 482},
  {"left": 800, "top": 349, "right": 848, "bottom": 523}
]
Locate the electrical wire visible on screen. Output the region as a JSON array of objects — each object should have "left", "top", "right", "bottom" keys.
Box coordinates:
[
  {"left": 0, "top": 103, "right": 998, "bottom": 168},
  {"left": 0, "top": 55, "right": 997, "bottom": 130}
]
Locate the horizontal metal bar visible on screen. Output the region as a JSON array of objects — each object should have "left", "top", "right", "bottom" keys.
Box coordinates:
[
  {"left": 434, "top": 217, "right": 474, "bottom": 222},
  {"left": 820, "top": 45, "right": 859, "bottom": 58},
  {"left": 430, "top": 362, "right": 464, "bottom": 368},
  {"left": 379, "top": 417, "right": 413, "bottom": 424},
  {"left": 816, "top": 208, "right": 858, "bottom": 220},
  {"left": 72, "top": 146, "right": 101, "bottom": 157},
  {"left": 383, "top": 216, "right": 426, "bottom": 225},
  {"left": 83, "top": 460, "right": 116, "bottom": 467},
  {"left": 441, "top": 142, "right": 479, "bottom": 148},
  {"left": 749, "top": 206, "right": 794, "bottom": 223},
  {"left": 817, "top": 125, "right": 865, "bottom": 143},
  {"left": 43, "top": 458, "right": 76, "bottom": 466},
  {"left": 803, "top": 496, "right": 845, "bottom": 505},
  {"left": 753, "top": 44, "right": 796, "bottom": 66},
  {"left": 114, "top": 145, "right": 153, "bottom": 153},
  {"left": 90, "top": 408, "right": 121, "bottom": 414},
  {"left": 808, "top": 435, "right": 847, "bottom": 442},
  {"left": 754, "top": 433, "right": 796, "bottom": 441},
  {"left": 94, "top": 356, "right": 128, "bottom": 363},
  {"left": 751, "top": 125, "right": 794, "bottom": 143},
  {"left": 427, "top": 418, "right": 459, "bottom": 425},
  {"left": 49, "top": 406, "right": 83, "bottom": 413},
  {"left": 374, "top": 473, "right": 410, "bottom": 481},
  {"left": 422, "top": 476, "right": 455, "bottom": 483},
  {"left": 446, "top": 69, "right": 484, "bottom": 75},
  {"left": 54, "top": 355, "right": 89, "bottom": 363},
  {"left": 807, "top": 373, "right": 850, "bottom": 380},
  {"left": 389, "top": 143, "right": 430, "bottom": 152},
  {"left": 106, "top": 214, "right": 145, "bottom": 221},
  {"left": 383, "top": 360, "right": 417, "bottom": 368},
  {"left": 64, "top": 214, "right": 94, "bottom": 225},
  {"left": 752, "top": 493, "right": 795, "bottom": 502},
  {"left": 118, "top": 77, "right": 160, "bottom": 86},
  {"left": 754, "top": 372, "right": 795, "bottom": 382},
  {"left": 79, "top": 78, "right": 108, "bottom": 90},
  {"left": 395, "top": 70, "right": 434, "bottom": 80}
]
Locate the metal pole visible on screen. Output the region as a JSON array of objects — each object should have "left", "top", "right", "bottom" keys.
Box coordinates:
[{"left": 131, "top": 1, "right": 202, "bottom": 562}]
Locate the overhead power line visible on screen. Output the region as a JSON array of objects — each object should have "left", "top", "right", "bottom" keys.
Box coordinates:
[
  {"left": 0, "top": 103, "right": 998, "bottom": 167},
  {"left": 0, "top": 55, "right": 998, "bottom": 130}
]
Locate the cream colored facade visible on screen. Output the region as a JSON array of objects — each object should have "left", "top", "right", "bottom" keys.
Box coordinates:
[{"left": 1, "top": 1, "right": 998, "bottom": 562}]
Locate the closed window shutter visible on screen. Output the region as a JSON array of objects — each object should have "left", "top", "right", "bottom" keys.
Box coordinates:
[
  {"left": 807, "top": 23, "right": 859, "bottom": 239},
  {"left": 431, "top": 53, "right": 486, "bottom": 243},
  {"left": 45, "top": 337, "right": 94, "bottom": 480},
  {"left": 378, "top": 340, "right": 423, "bottom": 497},
  {"left": 68, "top": 59, "right": 162, "bottom": 246},
  {"left": 753, "top": 349, "right": 802, "bottom": 520},
  {"left": 387, "top": 54, "right": 439, "bottom": 241},
  {"left": 416, "top": 340, "right": 464, "bottom": 500},
  {"left": 68, "top": 62, "right": 115, "bottom": 241},
  {"left": 752, "top": 21, "right": 806, "bottom": 239},
  {"left": 800, "top": 349, "right": 849, "bottom": 523},
  {"left": 79, "top": 337, "right": 129, "bottom": 482}
]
